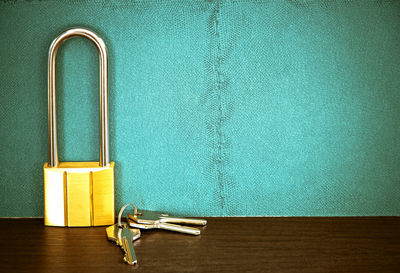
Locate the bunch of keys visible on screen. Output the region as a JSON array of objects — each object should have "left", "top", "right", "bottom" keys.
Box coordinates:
[
  {"left": 128, "top": 207, "right": 207, "bottom": 235},
  {"left": 106, "top": 203, "right": 207, "bottom": 265},
  {"left": 106, "top": 203, "right": 141, "bottom": 265}
]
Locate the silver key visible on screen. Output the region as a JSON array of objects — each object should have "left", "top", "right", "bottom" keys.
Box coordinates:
[
  {"left": 129, "top": 219, "right": 202, "bottom": 235},
  {"left": 106, "top": 223, "right": 141, "bottom": 265},
  {"left": 129, "top": 209, "right": 207, "bottom": 225},
  {"left": 128, "top": 209, "right": 207, "bottom": 235}
]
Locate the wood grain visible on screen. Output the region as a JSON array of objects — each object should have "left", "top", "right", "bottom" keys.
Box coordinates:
[{"left": 0, "top": 217, "right": 399, "bottom": 272}]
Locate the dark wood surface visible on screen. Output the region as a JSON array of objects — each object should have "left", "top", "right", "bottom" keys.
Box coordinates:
[{"left": 0, "top": 217, "right": 399, "bottom": 272}]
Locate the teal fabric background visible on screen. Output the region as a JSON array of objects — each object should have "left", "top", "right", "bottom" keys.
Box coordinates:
[{"left": 1, "top": 0, "right": 399, "bottom": 217}]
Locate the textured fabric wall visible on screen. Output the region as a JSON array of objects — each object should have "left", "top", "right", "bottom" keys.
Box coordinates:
[{"left": 1, "top": 0, "right": 399, "bottom": 217}]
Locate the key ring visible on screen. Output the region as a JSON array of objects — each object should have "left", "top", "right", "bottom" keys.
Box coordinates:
[{"left": 118, "top": 203, "right": 137, "bottom": 228}]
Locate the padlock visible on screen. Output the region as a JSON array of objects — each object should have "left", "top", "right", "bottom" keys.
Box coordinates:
[{"left": 43, "top": 28, "right": 115, "bottom": 227}]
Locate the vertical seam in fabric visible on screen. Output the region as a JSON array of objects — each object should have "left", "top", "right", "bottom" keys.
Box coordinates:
[
  {"left": 215, "top": 0, "right": 224, "bottom": 213},
  {"left": 204, "top": 0, "right": 228, "bottom": 214},
  {"left": 212, "top": 0, "right": 227, "bottom": 214}
]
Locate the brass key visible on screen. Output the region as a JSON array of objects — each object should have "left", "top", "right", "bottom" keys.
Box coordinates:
[{"left": 106, "top": 223, "right": 141, "bottom": 265}]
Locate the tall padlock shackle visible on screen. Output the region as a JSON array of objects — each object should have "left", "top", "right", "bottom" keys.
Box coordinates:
[{"left": 48, "top": 28, "right": 109, "bottom": 167}]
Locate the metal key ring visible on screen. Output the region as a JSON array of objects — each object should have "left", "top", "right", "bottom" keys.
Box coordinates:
[{"left": 118, "top": 203, "right": 137, "bottom": 228}]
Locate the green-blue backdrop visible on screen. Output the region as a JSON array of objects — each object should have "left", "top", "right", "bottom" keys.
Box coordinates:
[{"left": 1, "top": 0, "right": 399, "bottom": 217}]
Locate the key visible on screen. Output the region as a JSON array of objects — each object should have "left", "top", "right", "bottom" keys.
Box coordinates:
[
  {"left": 129, "top": 209, "right": 207, "bottom": 226},
  {"left": 128, "top": 209, "right": 207, "bottom": 235},
  {"left": 128, "top": 219, "right": 201, "bottom": 235},
  {"left": 106, "top": 223, "right": 141, "bottom": 265}
]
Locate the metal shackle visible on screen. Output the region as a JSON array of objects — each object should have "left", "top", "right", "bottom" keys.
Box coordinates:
[{"left": 48, "top": 28, "right": 109, "bottom": 167}]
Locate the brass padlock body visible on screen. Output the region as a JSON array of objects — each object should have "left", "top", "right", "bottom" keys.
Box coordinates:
[
  {"left": 44, "top": 28, "right": 115, "bottom": 227},
  {"left": 44, "top": 162, "right": 115, "bottom": 227}
]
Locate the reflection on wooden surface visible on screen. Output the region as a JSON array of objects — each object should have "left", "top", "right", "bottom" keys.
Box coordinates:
[{"left": 0, "top": 218, "right": 399, "bottom": 272}]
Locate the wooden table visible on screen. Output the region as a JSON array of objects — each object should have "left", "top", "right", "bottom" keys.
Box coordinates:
[{"left": 0, "top": 217, "right": 399, "bottom": 272}]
